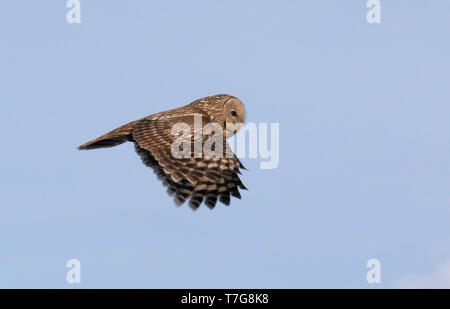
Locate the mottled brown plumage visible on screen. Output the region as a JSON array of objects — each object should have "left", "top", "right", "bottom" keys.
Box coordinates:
[{"left": 78, "top": 94, "right": 247, "bottom": 210}]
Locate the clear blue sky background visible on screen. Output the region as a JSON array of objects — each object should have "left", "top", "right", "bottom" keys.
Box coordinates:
[{"left": 0, "top": 1, "right": 449, "bottom": 288}]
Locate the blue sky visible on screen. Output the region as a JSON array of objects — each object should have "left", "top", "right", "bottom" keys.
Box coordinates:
[{"left": 0, "top": 0, "right": 449, "bottom": 288}]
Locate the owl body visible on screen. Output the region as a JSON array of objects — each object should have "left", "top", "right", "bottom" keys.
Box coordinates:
[{"left": 78, "top": 94, "right": 247, "bottom": 210}]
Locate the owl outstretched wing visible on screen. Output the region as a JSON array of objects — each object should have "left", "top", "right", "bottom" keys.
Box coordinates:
[{"left": 132, "top": 108, "right": 247, "bottom": 209}]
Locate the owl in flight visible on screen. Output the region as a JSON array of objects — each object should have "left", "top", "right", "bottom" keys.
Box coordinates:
[{"left": 78, "top": 94, "right": 247, "bottom": 210}]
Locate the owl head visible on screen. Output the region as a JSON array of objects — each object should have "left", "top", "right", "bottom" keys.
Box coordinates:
[
  {"left": 223, "top": 96, "right": 246, "bottom": 137},
  {"left": 191, "top": 94, "right": 246, "bottom": 138}
]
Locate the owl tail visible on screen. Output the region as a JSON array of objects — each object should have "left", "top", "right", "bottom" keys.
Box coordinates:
[{"left": 77, "top": 121, "right": 137, "bottom": 150}]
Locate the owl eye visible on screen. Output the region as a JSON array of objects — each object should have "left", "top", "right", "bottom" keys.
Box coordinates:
[{"left": 230, "top": 111, "right": 237, "bottom": 117}]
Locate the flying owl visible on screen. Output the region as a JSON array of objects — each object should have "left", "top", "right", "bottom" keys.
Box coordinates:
[{"left": 78, "top": 94, "right": 247, "bottom": 210}]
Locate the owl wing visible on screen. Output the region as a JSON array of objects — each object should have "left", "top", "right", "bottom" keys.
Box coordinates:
[{"left": 132, "top": 109, "right": 247, "bottom": 209}]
